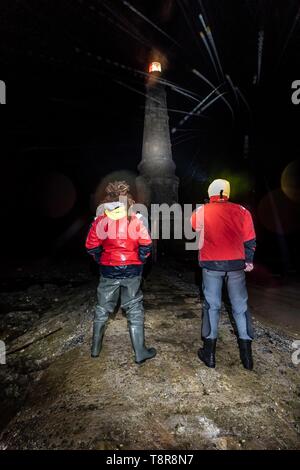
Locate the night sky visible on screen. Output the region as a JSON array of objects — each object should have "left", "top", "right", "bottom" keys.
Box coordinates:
[{"left": 0, "top": 0, "right": 300, "bottom": 272}]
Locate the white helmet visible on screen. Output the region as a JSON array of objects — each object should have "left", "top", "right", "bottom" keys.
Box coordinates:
[{"left": 208, "top": 179, "right": 231, "bottom": 199}]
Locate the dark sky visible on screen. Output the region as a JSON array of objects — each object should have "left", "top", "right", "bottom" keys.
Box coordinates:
[{"left": 0, "top": 0, "right": 300, "bottom": 268}]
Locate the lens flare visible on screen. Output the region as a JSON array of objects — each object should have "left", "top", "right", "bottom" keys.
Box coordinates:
[
  {"left": 258, "top": 189, "right": 300, "bottom": 234},
  {"left": 281, "top": 160, "right": 300, "bottom": 203},
  {"left": 213, "top": 171, "right": 253, "bottom": 199}
]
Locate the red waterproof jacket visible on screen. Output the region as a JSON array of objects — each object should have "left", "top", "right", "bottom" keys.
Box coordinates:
[
  {"left": 191, "top": 196, "right": 256, "bottom": 271},
  {"left": 86, "top": 211, "right": 152, "bottom": 276}
]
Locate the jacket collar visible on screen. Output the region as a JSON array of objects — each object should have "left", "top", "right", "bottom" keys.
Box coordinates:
[{"left": 209, "top": 195, "right": 229, "bottom": 203}]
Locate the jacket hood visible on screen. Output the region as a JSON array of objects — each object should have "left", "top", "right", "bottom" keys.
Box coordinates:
[
  {"left": 104, "top": 202, "right": 127, "bottom": 221},
  {"left": 96, "top": 202, "right": 127, "bottom": 220},
  {"left": 208, "top": 179, "right": 230, "bottom": 199},
  {"left": 105, "top": 207, "right": 127, "bottom": 221}
]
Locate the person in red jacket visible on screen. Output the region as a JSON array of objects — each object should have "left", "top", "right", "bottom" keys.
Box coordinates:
[
  {"left": 191, "top": 179, "right": 256, "bottom": 370},
  {"left": 86, "top": 181, "right": 156, "bottom": 364}
]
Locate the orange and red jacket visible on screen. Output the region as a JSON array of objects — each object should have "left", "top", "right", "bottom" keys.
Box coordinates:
[
  {"left": 191, "top": 196, "right": 256, "bottom": 271},
  {"left": 86, "top": 212, "right": 152, "bottom": 277}
]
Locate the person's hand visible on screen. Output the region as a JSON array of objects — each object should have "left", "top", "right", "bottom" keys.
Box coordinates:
[{"left": 244, "top": 263, "right": 254, "bottom": 272}]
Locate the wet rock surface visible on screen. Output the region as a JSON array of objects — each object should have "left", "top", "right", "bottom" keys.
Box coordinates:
[{"left": 0, "top": 263, "right": 299, "bottom": 449}]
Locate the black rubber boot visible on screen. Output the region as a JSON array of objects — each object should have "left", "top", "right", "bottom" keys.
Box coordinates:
[
  {"left": 129, "top": 325, "right": 156, "bottom": 364},
  {"left": 198, "top": 338, "right": 217, "bottom": 368},
  {"left": 238, "top": 339, "right": 253, "bottom": 370},
  {"left": 91, "top": 323, "right": 106, "bottom": 358}
]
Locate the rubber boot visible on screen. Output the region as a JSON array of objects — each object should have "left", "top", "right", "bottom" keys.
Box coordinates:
[
  {"left": 129, "top": 325, "right": 156, "bottom": 364},
  {"left": 198, "top": 338, "right": 217, "bottom": 368},
  {"left": 91, "top": 322, "right": 106, "bottom": 358},
  {"left": 238, "top": 339, "right": 253, "bottom": 370}
]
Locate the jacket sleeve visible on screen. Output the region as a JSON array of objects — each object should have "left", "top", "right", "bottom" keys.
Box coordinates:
[
  {"left": 85, "top": 219, "right": 103, "bottom": 263},
  {"left": 137, "top": 215, "right": 152, "bottom": 262},
  {"left": 243, "top": 209, "right": 256, "bottom": 263}
]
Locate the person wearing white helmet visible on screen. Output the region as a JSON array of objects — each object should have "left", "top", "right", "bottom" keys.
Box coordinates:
[{"left": 191, "top": 179, "right": 256, "bottom": 370}]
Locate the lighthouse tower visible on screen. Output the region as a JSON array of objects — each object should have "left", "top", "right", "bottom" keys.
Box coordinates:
[{"left": 137, "top": 61, "right": 179, "bottom": 206}]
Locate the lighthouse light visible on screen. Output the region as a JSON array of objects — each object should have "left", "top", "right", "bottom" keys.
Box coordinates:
[{"left": 149, "top": 62, "right": 162, "bottom": 73}]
